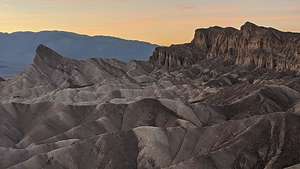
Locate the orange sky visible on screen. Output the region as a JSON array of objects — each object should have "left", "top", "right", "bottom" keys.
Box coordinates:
[{"left": 0, "top": 0, "right": 299, "bottom": 45}]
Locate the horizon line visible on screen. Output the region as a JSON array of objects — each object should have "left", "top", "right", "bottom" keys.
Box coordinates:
[{"left": 1, "top": 21, "right": 300, "bottom": 46}]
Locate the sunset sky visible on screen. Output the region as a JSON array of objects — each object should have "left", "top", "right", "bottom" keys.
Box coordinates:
[{"left": 0, "top": 0, "right": 299, "bottom": 45}]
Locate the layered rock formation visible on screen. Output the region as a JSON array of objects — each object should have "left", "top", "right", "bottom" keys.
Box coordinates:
[
  {"left": 2, "top": 23, "right": 300, "bottom": 169},
  {"left": 150, "top": 22, "right": 300, "bottom": 71}
]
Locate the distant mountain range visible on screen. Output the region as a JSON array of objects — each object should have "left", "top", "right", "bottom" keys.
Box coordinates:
[{"left": 0, "top": 31, "right": 158, "bottom": 76}]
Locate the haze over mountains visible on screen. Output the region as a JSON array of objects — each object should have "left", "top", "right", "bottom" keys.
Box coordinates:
[
  {"left": 1, "top": 22, "right": 300, "bottom": 169},
  {"left": 0, "top": 31, "right": 157, "bottom": 77}
]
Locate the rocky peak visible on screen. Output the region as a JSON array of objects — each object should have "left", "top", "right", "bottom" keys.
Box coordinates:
[
  {"left": 240, "top": 22, "right": 262, "bottom": 38},
  {"left": 240, "top": 21, "right": 259, "bottom": 31},
  {"left": 33, "top": 44, "right": 65, "bottom": 68},
  {"left": 28, "top": 45, "right": 139, "bottom": 89},
  {"left": 150, "top": 22, "right": 300, "bottom": 72}
]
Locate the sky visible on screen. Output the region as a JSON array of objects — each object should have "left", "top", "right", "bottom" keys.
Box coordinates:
[{"left": 0, "top": 0, "right": 299, "bottom": 45}]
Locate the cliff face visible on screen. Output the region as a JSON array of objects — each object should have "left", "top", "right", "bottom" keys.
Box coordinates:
[{"left": 150, "top": 22, "right": 300, "bottom": 71}]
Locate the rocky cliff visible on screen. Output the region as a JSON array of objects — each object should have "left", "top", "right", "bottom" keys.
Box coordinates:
[{"left": 150, "top": 22, "right": 300, "bottom": 71}]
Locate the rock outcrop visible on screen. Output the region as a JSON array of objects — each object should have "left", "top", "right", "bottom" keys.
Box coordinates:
[
  {"left": 0, "top": 45, "right": 143, "bottom": 103},
  {"left": 150, "top": 22, "right": 300, "bottom": 71}
]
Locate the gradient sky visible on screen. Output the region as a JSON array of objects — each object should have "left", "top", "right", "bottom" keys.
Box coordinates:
[{"left": 0, "top": 0, "right": 299, "bottom": 45}]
